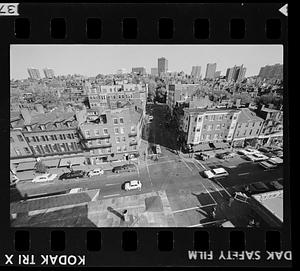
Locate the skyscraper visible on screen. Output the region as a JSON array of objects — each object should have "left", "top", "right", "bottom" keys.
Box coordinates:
[
  {"left": 226, "top": 65, "right": 246, "bottom": 82},
  {"left": 27, "top": 68, "right": 41, "bottom": 80},
  {"left": 226, "top": 67, "right": 235, "bottom": 82},
  {"left": 158, "top": 57, "right": 168, "bottom": 75},
  {"left": 43, "top": 68, "right": 55, "bottom": 79},
  {"left": 205, "top": 63, "right": 217, "bottom": 80},
  {"left": 191, "top": 66, "right": 201, "bottom": 79},
  {"left": 258, "top": 64, "right": 283, "bottom": 80}
]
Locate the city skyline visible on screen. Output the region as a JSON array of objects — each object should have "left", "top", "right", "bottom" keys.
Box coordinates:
[{"left": 10, "top": 45, "right": 283, "bottom": 80}]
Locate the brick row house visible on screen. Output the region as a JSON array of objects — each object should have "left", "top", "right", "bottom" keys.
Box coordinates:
[{"left": 78, "top": 107, "right": 143, "bottom": 165}]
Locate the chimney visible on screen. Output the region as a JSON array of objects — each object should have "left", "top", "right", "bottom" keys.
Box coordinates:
[{"left": 20, "top": 108, "right": 32, "bottom": 125}]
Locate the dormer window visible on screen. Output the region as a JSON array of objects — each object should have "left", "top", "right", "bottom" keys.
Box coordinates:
[
  {"left": 40, "top": 125, "right": 45, "bottom": 130},
  {"left": 26, "top": 126, "right": 32, "bottom": 132}
]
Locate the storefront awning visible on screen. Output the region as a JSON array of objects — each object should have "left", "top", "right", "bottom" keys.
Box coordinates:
[
  {"left": 16, "top": 161, "right": 36, "bottom": 172},
  {"left": 42, "top": 159, "right": 60, "bottom": 168},
  {"left": 59, "top": 156, "right": 86, "bottom": 167}
]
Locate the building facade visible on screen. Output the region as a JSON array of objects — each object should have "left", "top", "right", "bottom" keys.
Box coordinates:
[
  {"left": 10, "top": 130, "right": 34, "bottom": 159},
  {"left": 158, "top": 57, "right": 168, "bottom": 75},
  {"left": 132, "top": 67, "right": 146, "bottom": 75},
  {"left": 258, "top": 64, "right": 283, "bottom": 81},
  {"left": 151, "top": 68, "right": 158, "bottom": 76},
  {"left": 191, "top": 66, "right": 201, "bottom": 79},
  {"left": 43, "top": 68, "right": 55, "bottom": 79},
  {"left": 181, "top": 108, "right": 240, "bottom": 148},
  {"left": 78, "top": 107, "right": 143, "bottom": 164},
  {"left": 232, "top": 108, "right": 264, "bottom": 147},
  {"left": 27, "top": 68, "right": 41, "bottom": 80},
  {"left": 166, "top": 84, "right": 201, "bottom": 113},
  {"left": 205, "top": 63, "right": 217, "bottom": 80}
]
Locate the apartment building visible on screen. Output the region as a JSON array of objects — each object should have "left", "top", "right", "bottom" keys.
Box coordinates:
[
  {"left": 181, "top": 108, "right": 240, "bottom": 150},
  {"left": 167, "top": 84, "right": 201, "bottom": 114},
  {"left": 12, "top": 109, "right": 82, "bottom": 158},
  {"left": 255, "top": 105, "right": 283, "bottom": 146},
  {"left": 78, "top": 107, "right": 143, "bottom": 165},
  {"left": 88, "top": 84, "right": 147, "bottom": 110},
  {"left": 232, "top": 108, "right": 264, "bottom": 147},
  {"left": 10, "top": 129, "right": 33, "bottom": 158}
]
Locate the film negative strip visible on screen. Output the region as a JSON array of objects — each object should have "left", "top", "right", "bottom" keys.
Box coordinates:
[{"left": 0, "top": 2, "right": 291, "bottom": 267}]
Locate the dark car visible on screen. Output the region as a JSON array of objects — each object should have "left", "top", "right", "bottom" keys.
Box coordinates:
[
  {"left": 267, "top": 181, "right": 283, "bottom": 190},
  {"left": 112, "top": 164, "right": 136, "bottom": 173},
  {"left": 59, "top": 170, "right": 86, "bottom": 180},
  {"left": 248, "top": 182, "right": 270, "bottom": 194}
]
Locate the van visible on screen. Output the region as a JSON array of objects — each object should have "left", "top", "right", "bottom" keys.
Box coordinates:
[{"left": 112, "top": 164, "right": 136, "bottom": 173}]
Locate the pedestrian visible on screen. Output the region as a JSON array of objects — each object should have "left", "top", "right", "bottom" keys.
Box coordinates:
[{"left": 211, "top": 207, "right": 216, "bottom": 219}]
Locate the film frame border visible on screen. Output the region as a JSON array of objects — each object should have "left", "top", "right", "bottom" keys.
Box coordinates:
[{"left": 0, "top": 2, "right": 291, "bottom": 267}]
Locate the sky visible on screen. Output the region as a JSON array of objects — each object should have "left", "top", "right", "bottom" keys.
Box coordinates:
[{"left": 10, "top": 45, "right": 283, "bottom": 80}]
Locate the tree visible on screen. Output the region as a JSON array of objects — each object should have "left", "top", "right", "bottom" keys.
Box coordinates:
[{"left": 35, "top": 161, "right": 48, "bottom": 174}]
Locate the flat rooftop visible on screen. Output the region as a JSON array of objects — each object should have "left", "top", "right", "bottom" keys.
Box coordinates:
[{"left": 252, "top": 190, "right": 283, "bottom": 222}]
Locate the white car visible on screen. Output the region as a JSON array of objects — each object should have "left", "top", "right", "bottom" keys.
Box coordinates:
[
  {"left": 246, "top": 153, "right": 269, "bottom": 162},
  {"left": 269, "top": 157, "right": 283, "bottom": 165},
  {"left": 32, "top": 173, "right": 57, "bottom": 183},
  {"left": 148, "top": 116, "right": 154, "bottom": 120},
  {"left": 88, "top": 168, "right": 104, "bottom": 177},
  {"left": 156, "top": 145, "right": 162, "bottom": 154},
  {"left": 124, "top": 180, "right": 142, "bottom": 191},
  {"left": 238, "top": 148, "right": 261, "bottom": 156},
  {"left": 258, "top": 160, "right": 277, "bottom": 169},
  {"left": 203, "top": 168, "right": 229, "bottom": 179}
]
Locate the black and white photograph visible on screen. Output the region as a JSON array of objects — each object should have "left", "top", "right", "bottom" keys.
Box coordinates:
[{"left": 10, "top": 44, "right": 284, "bottom": 228}]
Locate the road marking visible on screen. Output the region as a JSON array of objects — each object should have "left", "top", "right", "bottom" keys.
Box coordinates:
[
  {"left": 216, "top": 181, "right": 233, "bottom": 198},
  {"left": 103, "top": 193, "right": 120, "bottom": 198},
  {"left": 92, "top": 190, "right": 100, "bottom": 201},
  {"left": 238, "top": 172, "right": 250, "bottom": 176},
  {"left": 199, "top": 182, "right": 217, "bottom": 205},
  {"left": 180, "top": 157, "right": 193, "bottom": 171},
  {"left": 209, "top": 181, "right": 224, "bottom": 198},
  {"left": 147, "top": 160, "right": 175, "bottom": 166},
  {"left": 194, "top": 159, "right": 207, "bottom": 170},
  {"left": 190, "top": 159, "right": 202, "bottom": 171},
  {"left": 105, "top": 183, "right": 121, "bottom": 186},
  {"left": 188, "top": 219, "right": 227, "bottom": 227},
  {"left": 171, "top": 206, "right": 199, "bottom": 214}
]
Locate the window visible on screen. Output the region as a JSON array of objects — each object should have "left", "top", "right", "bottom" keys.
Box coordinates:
[
  {"left": 236, "top": 131, "right": 239, "bottom": 137},
  {"left": 94, "top": 129, "right": 100, "bottom": 136},
  {"left": 201, "top": 134, "right": 205, "bottom": 140},
  {"left": 198, "top": 117, "right": 202, "bottom": 122},
  {"left": 113, "top": 118, "right": 118, "bottom": 124},
  {"left": 238, "top": 124, "right": 242, "bottom": 128},
  {"left": 97, "top": 139, "right": 101, "bottom": 145},
  {"left": 36, "top": 136, "right": 40, "bottom": 142},
  {"left": 59, "top": 134, "right": 64, "bottom": 140},
  {"left": 193, "top": 127, "right": 196, "bottom": 132},
  {"left": 114, "top": 127, "right": 119, "bottom": 134},
  {"left": 120, "top": 127, "right": 124, "bottom": 134},
  {"left": 256, "top": 129, "right": 260, "bottom": 134},
  {"left": 132, "top": 145, "right": 137, "bottom": 150},
  {"left": 233, "top": 115, "right": 237, "bottom": 120},
  {"left": 195, "top": 117, "right": 197, "bottom": 122},
  {"left": 24, "top": 147, "right": 31, "bottom": 154},
  {"left": 85, "top": 130, "right": 90, "bottom": 138},
  {"left": 203, "top": 125, "right": 207, "bottom": 130},
  {"left": 67, "top": 134, "right": 72, "bottom": 139},
  {"left": 17, "top": 135, "right": 24, "bottom": 142},
  {"left": 131, "top": 126, "right": 135, "bottom": 133},
  {"left": 45, "top": 135, "right": 50, "bottom": 141},
  {"left": 252, "top": 122, "right": 255, "bottom": 127},
  {"left": 103, "top": 128, "right": 108, "bottom": 135},
  {"left": 117, "top": 146, "right": 121, "bottom": 152},
  {"left": 116, "top": 137, "right": 120, "bottom": 143},
  {"left": 62, "top": 134, "right": 66, "bottom": 140},
  {"left": 205, "top": 115, "right": 209, "bottom": 120},
  {"left": 120, "top": 117, "right": 124, "bottom": 124},
  {"left": 245, "top": 123, "right": 248, "bottom": 128},
  {"left": 222, "top": 123, "right": 225, "bottom": 128},
  {"left": 105, "top": 138, "right": 110, "bottom": 143},
  {"left": 41, "top": 136, "right": 45, "bottom": 141},
  {"left": 250, "top": 130, "right": 252, "bottom": 135},
  {"left": 216, "top": 124, "right": 221, "bottom": 130},
  {"left": 15, "top": 148, "right": 21, "bottom": 156},
  {"left": 196, "top": 128, "right": 200, "bottom": 132},
  {"left": 211, "top": 115, "right": 215, "bottom": 121},
  {"left": 122, "top": 136, "right": 126, "bottom": 142}
]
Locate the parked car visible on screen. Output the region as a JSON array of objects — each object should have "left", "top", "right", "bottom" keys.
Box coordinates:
[
  {"left": 248, "top": 182, "right": 270, "bottom": 194},
  {"left": 268, "top": 181, "right": 283, "bottom": 190},
  {"left": 198, "top": 152, "right": 211, "bottom": 161},
  {"left": 32, "top": 173, "right": 57, "bottom": 183},
  {"left": 124, "top": 180, "right": 142, "bottom": 191},
  {"left": 156, "top": 145, "right": 162, "bottom": 154},
  {"left": 59, "top": 170, "right": 86, "bottom": 180},
  {"left": 272, "top": 150, "right": 283, "bottom": 158},
  {"left": 112, "top": 164, "right": 136, "bottom": 173},
  {"left": 216, "top": 152, "right": 235, "bottom": 160},
  {"left": 88, "top": 168, "right": 104, "bottom": 177},
  {"left": 246, "top": 153, "right": 269, "bottom": 162},
  {"left": 268, "top": 157, "right": 283, "bottom": 165},
  {"left": 203, "top": 167, "right": 229, "bottom": 179},
  {"left": 148, "top": 115, "right": 153, "bottom": 121},
  {"left": 238, "top": 148, "right": 261, "bottom": 156},
  {"left": 258, "top": 160, "right": 278, "bottom": 170},
  {"left": 69, "top": 188, "right": 84, "bottom": 194}
]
